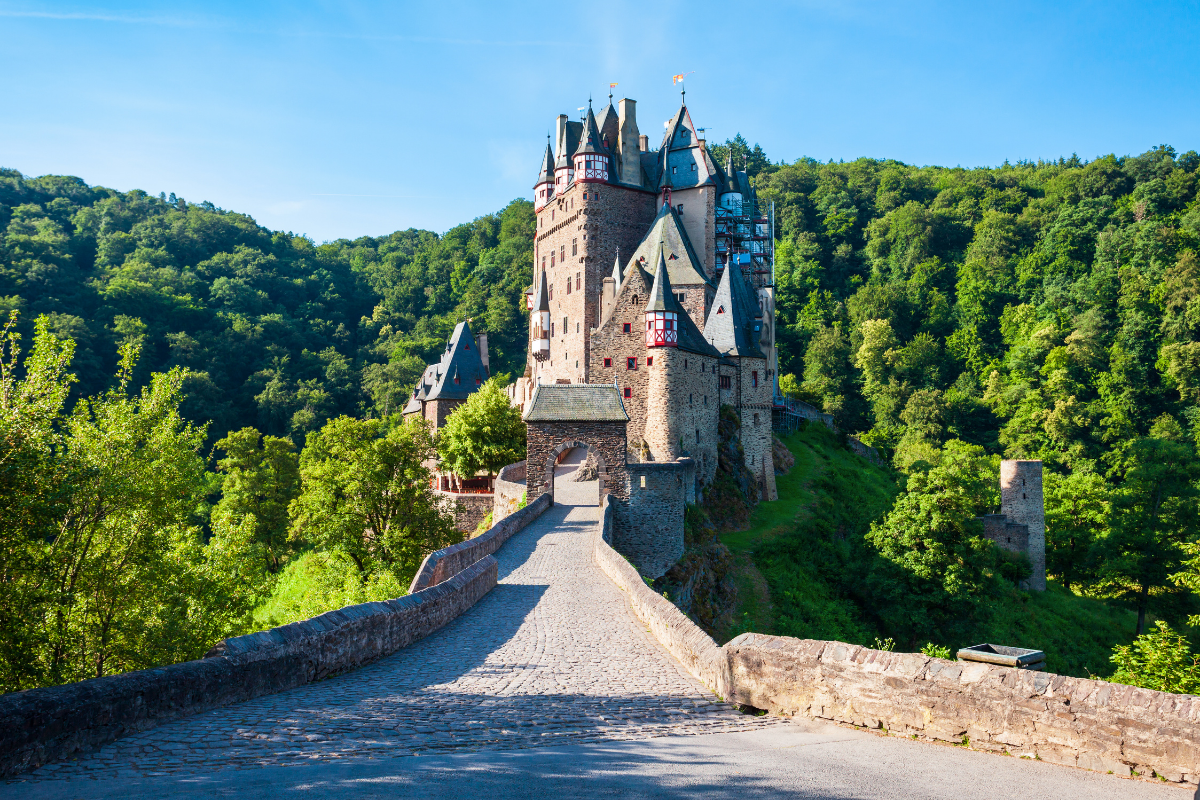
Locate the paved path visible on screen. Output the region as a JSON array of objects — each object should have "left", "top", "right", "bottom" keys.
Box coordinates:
[
  {"left": 4, "top": 458, "right": 1193, "bottom": 798},
  {"left": 11, "top": 472, "right": 770, "bottom": 785}
]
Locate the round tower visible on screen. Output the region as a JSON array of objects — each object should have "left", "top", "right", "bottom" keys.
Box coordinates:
[
  {"left": 1000, "top": 460, "right": 1046, "bottom": 591},
  {"left": 643, "top": 251, "right": 684, "bottom": 461},
  {"left": 573, "top": 103, "right": 609, "bottom": 184}
]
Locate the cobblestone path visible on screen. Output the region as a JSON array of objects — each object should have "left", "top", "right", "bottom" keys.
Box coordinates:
[{"left": 20, "top": 471, "right": 774, "bottom": 782}]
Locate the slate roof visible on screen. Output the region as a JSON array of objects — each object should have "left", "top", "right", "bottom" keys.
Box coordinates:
[
  {"left": 626, "top": 203, "right": 711, "bottom": 287},
  {"left": 704, "top": 261, "right": 765, "bottom": 359},
  {"left": 535, "top": 138, "right": 554, "bottom": 187},
  {"left": 575, "top": 106, "right": 604, "bottom": 157},
  {"left": 403, "top": 320, "right": 489, "bottom": 410},
  {"left": 522, "top": 383, "right": 629, "bottom": 422},
  {"left": 555, "top": 121, "right": 582, "bottom": 170}
]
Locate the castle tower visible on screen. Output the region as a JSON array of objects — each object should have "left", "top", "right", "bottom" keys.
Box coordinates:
[
  {"left": 1000, "top": 460, "right": 1046, "bottom": 591},
  {"left": 643, "top": 253, "right": 685, "bottom": 462},
  {"left": 532, "top": 269, "right": 550, "bottom": 363},
  {"left": 573, "top": 104, "right": 609, "bottom": 183}
]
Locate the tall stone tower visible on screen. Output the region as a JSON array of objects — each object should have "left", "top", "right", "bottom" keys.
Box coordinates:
[{"left": 1000, "top": 460, "right": 1046, "bottom": 592}]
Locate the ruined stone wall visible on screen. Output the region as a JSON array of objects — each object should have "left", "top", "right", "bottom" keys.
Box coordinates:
[
  {"left": 525, "top": 420, "right": 628, "bottom": 503},
  {"left": 1001, "top": 460, "right": 1046, "bottom": 591},
  {"left": 980, "top": 513, "right": 1031, "bottom": 556},
  {"left": 433, "top": 490, "right": 493, "bottom": 533},
  {"left": 492, "top": 460, "right": 527, "bottom": 525},
  {"left": 617, "top": 459, "right": 695, "bottom": 578},
  {"left": 1, "top": 557, "right": 499, "bottom": 779},
  {"left": 725, "top": 634, "right": 1200, "bottom": 787}
]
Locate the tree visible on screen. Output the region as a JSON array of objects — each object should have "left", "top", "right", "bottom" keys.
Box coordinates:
[
  {"left": 289, "top": 416, "right": 459, "bottom": 584},
  {"left": 212, "top": 427, "right": 301, "bottom": 574},
  {"left": 1109, "top": 621, "right": 1200, "bottom": 695},
  {"left": 1044, "top": 470, "right": 1109, "bottom": 591},
  {"left": 1096, "top": 437, "right": 1200, "bottom": 635},
  {"left": 437, "top": 378, "right": 525, "bottom": 485}
]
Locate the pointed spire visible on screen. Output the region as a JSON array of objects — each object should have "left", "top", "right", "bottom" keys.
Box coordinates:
[
  {"left": 575, "top": 105, "right": 604, "bottom": 157},
  {"left": 536, "top": 135, "right": 554, "bottom": 186},
  {"left": 646, "top": 248, "right": 675, "bottom": 312},
  {"left": 611, "top": 251, "right": 624, "bottom": 285},
  {"left": 536, "top": 269, "right": 550, "bottom": 312}
]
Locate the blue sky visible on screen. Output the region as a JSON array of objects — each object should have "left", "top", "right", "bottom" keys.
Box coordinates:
[{"left": 2, "top": 1, "right": 1197, "bottom": 242}]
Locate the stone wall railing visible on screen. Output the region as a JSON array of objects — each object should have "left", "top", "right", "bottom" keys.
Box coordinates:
[
  {"left": 592, "top": 500, "right": 1200, "bottom": 789},
  {"left": 592, "top": 495, "right": 732, "bottom": 700},
  {"left": 0, "top": 556, "right": 498, "bottom": 779},
  {"left": 492, "top": 460, "right": 527, "bottom": 525},
  {"left": 725, "top": 634, "right": 1200, "bottom": 786},
  {"left": 410, "top": 491, "right": 551, "bottom": 593}
]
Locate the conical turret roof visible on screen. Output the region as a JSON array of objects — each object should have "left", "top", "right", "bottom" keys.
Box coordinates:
[
  {"left": 535, "top": 269, "right": 550, "bottom": 312},
  {"left": 611, "top": 253, "right": 624, "bottom": 285},
  {"left": 574, "top": 104, "right": 605, "bottom": 157},
  {"left": 704, "top": 262, "right": 765, "bottom": 358},
  {"left": 646, "top": 250, "right": 673, "bottom": 312},
  {"left": 535, "top": 138, "right": 554, "bottom": 186},
  {"left": 721, "top": 152, "right": 740, "bottom": 195}
]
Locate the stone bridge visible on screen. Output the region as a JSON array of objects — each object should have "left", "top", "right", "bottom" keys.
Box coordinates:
[{"left": 3, "top": 460, "right": 1195, "bottom": 798}]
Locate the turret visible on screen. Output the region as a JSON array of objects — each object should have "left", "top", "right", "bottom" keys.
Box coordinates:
[
  {"left": 602, "top": 253, "right": 623, "bottom": 326},
  {"left": 720, "top": 152, "right": 743, "bottom": 211},
  {"left": 644, "top": 250, "right": 679, "bottom": 348},
  {"left": 534, "top": 136, "right": 554, "bottom": 211},
  {"left": 532, "top": 270, "right": 550, "bottom": 362},
  {"left": 573, "top": 104, "right": 609, "bottom": 183}
]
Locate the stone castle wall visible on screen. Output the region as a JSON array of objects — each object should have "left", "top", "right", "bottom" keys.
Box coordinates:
[
  {"left": 587, "top": 267, "right": 654, "bottom": 454},
  {"left": 434, "top": 490, "right": 492, "bottom": 533},
  {"left": 492, "top": 460, "right": 527, "bottom": 525},
  {"left": 980, "top": 513, "right": 1031, "bottom": 556},
  {"left": 666, "top": 352, "right": 720, "bottom": 485},
  {"left": 617, "top": 459, "right": 695, "bottom": 578}
]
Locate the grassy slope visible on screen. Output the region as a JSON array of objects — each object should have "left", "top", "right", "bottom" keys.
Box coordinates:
[{"left": 719, "top": 422, "right": 1140, "bottom": 679}]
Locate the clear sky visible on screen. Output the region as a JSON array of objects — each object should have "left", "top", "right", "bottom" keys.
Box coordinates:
[{"left": 2, "top": 1, "right": 1197, "bottom": 242}]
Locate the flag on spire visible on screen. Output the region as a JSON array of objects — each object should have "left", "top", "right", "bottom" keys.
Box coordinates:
[
  {"left": 671, "top": 72, "right": 693, "bottom": 85},
  {"left": 609, "top": 82, "right": 618, "bottom": 89}
]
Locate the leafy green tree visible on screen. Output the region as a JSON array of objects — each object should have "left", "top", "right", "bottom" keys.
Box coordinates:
[
  {"left": 1044, "top": 470, "right": 1109, "bottom": 591},
  {"left": 251, "top": 550, "right": 406, "bottom": 629},
  {"left": 1109, "top": 621, "right": 1200, "bottom": 694},
  {"left": 212, "top": 427, "right": 301, "bottom": 574},
  {"left": 437, "top": 378, "right": 525, "bottom": 485},
  {"left": 1096, "top": 437, "right": 1200, "bottom": 634},
  {"left": 289, "top": 416, "right": 459, "bottom": 584}
]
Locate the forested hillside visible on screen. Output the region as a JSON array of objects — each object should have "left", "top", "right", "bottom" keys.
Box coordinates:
[
  {"left": 3, "top": 138, "right": 1199, "bottom": 694},
  {"left": 0, "top": 169, "right": 534, "bottom": 443}
]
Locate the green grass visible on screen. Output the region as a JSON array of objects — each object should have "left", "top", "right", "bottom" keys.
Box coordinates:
[{"left": 719, "top": 420, "right": 1141, "bottom": 679}]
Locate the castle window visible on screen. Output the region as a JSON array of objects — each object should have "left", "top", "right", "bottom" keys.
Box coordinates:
[
  {"left": 576, "top": 272, "right": 581, "bottom": 290},
  {"left": 689, "top": 393, "right": 693, "bottom": 404},
  {"left": 672, "top": 166, "right": 677, "bottom": 174},
  {"left": 627, "top": 357, "right": 637, "bottom": 370},
  {"left": 566, "top": 275, "right": 571, "bottom": 293},
  {"left": 624, "top": 387, "right": 632, "bottom": 398},
  {"left": 595, "top": 192, "right": 600, "bottom": 200},
  {"left": 752, "top": 371, "right": 759, "bottom": 388},
  {"left": 549, "top": 285, "right": 554, "bottom": 300},
  {"left": 604, "top": 358, "right": 612, "bottom": 368},
  {"left": 623, "top": 322, "right": 631, "bottom": 333},
  {"left": 551, "top": 252, "right": 556, "bottom": 267},
  {"left": 704, "top": 395, "right": 707, "bottom": 406},
  {"left": 542, "top": 256, "right": 546, "bottom": 269},
  {"left": 475, "top": 377, "right": 481, "bottom": 385},
  {"left": 577, "top": 322, "right": 580, "bottom": 333},
  {"left": 677, "top": 204, "right": 683, "bottom": 215},
  {"left": 551, "top": 323, "right": 554, "bottom": 337},
  {"left": 676, "top": 292, "right": 685, "bottom": 303},
  {"left": 632, "top": 295, "right": 639, "bottom": 305},
  {"left": 720, "top": 375, "right": 732, "bottom": 389},
  {"left": 640, "top": 475, "right": 646, "bottom": 488},
  {"left": 684, "top": 359, "right": 688, "bottom": 369},
  {"left": 647, "top": 357, "right": 653, "bottom": 366},
  {"left": 454, "top": 375, "right": 460, "bottom": 385},
  {"left": 753, "top": 413, "right": 760, "bottom": 426},
  {"left": 560, "top": 245, "right": 565, "bottom": 262},
  {"left": 572, "top": 238, "right": 577, "bottom": 255},
  {"left": 696, "top": 429, "right": 700, "bottom": 442},
  {"left": 563, "top": 316, "right": 568, "bottom": 333},
  {"left": 691, "top": 163, "right": 696, "bottom": 171}
]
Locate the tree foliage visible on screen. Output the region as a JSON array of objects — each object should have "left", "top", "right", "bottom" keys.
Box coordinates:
[{"left": 437, "top": 377, "right": 525, "bottom": 481}]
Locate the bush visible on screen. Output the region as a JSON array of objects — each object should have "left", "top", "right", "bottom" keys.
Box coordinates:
[
  {"left": 1109, "top": 620, "right": 1200, "bottom": 694},
  {"left": 251, "top": 550, "right": 406, "bottom": 630}
]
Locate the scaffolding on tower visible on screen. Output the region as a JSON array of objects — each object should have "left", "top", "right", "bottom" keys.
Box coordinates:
[{"left": 714, "top": 199, "right": 774, "bottom": 290}]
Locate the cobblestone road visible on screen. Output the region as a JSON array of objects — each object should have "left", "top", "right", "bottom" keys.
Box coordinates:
[{"left": 19, "top": 466, "right": 774, "bottom": 783}]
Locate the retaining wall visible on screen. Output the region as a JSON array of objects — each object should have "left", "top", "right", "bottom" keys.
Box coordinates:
[
  {"left": 434, "top": 490, "right": 493, "bottom": 533},
  {"left": 410, "top": 491, "right": 552, "bottom": 593},
  {"left": 492, "top": 460, "right": 527, "bottom": 524},
  {"left": 0, "top": 557, "right": 498, "bottom": 779},
  {"left": 592, "top": 495, "right": 731, "bottom": 699}
]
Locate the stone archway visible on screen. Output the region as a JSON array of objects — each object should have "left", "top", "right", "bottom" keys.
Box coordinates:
[{"left": 545, "top": 440, "right": 607, "bottom": 507}]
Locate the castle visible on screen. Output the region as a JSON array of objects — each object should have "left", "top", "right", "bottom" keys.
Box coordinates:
[{"left": 507, "top": 90, "right": 780, "bottom": 505}]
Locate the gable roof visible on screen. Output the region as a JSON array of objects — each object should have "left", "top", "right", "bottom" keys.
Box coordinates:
[
  {"left": 523, "top": 383, "right": 629, "bottom": 422},
  {"left": 405, "top": 319, "right": 490, "bottom": 406},
  {"left": 704, "top": 263, "right": 765, "bottom": 359},
  {"left": 626, "top": 203, "right": 711, "bottom": 287}
]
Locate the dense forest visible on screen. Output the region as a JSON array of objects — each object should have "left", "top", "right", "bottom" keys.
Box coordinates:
[{"left": 2, "top": 136, "right": 1199, "bottom": 694}]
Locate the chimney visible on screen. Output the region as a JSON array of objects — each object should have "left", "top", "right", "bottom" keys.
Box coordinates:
[
  {"left": 617, "top": 98, "right": 642, "bottom": 187},
  {"left": 555, "top": 114, "right": 568, "bottom": 161},
  {"left": 476, "top": 333, "right": 490, "bottom": 375},
  {"left": 638, "top": 134, "right": 648, "bottom": 152}
]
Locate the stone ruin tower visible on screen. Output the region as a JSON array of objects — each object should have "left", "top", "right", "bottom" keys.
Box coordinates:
[{"left": 999, "top": 460, "right": 1046, "bottom": 592}]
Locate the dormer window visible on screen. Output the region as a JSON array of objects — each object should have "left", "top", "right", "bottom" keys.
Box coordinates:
[{"left": 717, "top": 305, "right": 725, "bottom": 314}]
